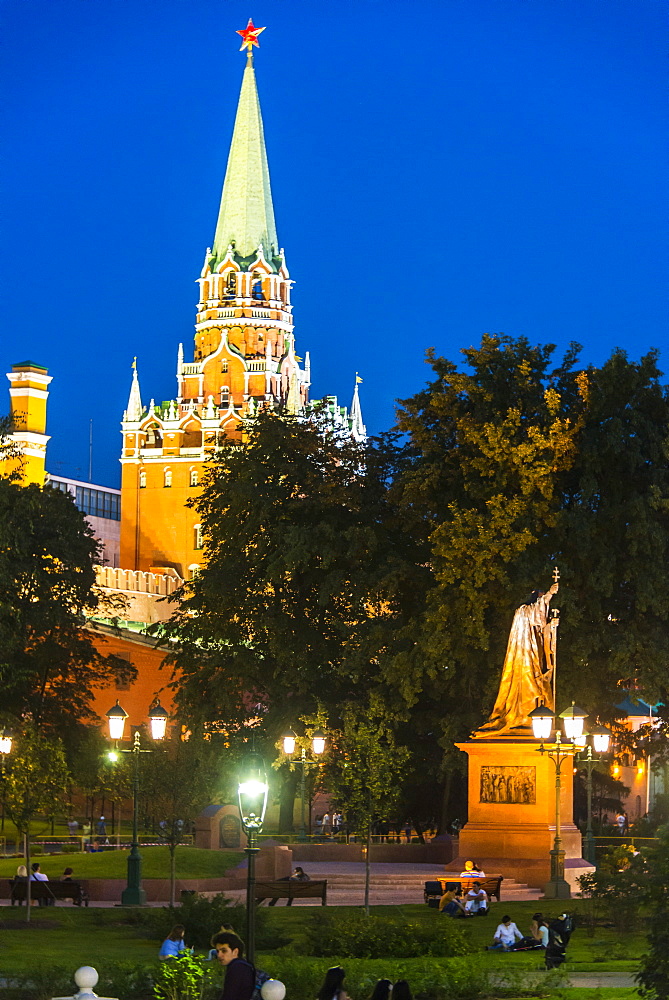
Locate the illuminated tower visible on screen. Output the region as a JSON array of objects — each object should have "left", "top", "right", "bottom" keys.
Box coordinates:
[
  {"left": 120, "top": 22, "right": 363, "bottom": 578},
  {"left": 1, "top": 361, "right": 52, "bottom": 484}
]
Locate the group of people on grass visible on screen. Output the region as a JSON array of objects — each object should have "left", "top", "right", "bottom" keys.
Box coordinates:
[
  {"left": 320, "top": 968, "right": 413, "bottom": 1000},
  {"left": 438, "top": 859, "right": 489, "bottom": 916}
]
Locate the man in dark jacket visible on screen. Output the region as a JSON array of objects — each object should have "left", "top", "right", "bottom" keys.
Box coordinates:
[{"left": 213, "top": 932, "right": 255, "bottom": 1000}]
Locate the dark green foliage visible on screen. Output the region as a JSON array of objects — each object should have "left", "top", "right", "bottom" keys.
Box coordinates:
[
  {"left": 153, "top": 955, "right": 222, "bottom": 1000},
  {"left": 0, "top": 477, "right": 133, "bottom": 731},
  {"left": 637, "top": 825, "right": 669, "bottom": 1000},
  {"left": 300, "top": 910, "right": 470, "bottom": 958},
  {"left": 138, "top": 892, "right": 253, "bottom": 951}
]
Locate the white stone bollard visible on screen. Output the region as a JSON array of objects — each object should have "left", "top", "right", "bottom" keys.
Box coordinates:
[
  {"left": 51, "top": 965, "right": 119, "bottom": 1000},
  {"left": 261, "top": 981, "right": 286, "bottom": 1000}
]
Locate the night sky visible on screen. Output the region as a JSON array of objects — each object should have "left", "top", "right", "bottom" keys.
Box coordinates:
[{"left": 1, "top": 0, "right": 665, "bottom": 487}]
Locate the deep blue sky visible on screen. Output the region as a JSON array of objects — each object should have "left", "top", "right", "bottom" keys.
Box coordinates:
[{"left": 1, "top": 0, "right": 665, "bottom": 487}]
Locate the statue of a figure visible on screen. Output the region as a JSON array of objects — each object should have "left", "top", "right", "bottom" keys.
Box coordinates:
[{"left": 476, "top": 579, "right": 559, "bottom": 735}]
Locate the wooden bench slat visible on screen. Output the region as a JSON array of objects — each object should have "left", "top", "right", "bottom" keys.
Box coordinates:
[{"left": 253, "top": 879, "right": 327, "bottom": 905}]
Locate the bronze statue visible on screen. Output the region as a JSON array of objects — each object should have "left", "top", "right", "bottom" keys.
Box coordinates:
[{"left": 476, "top": 570, "right": 559, "bottom": 735}]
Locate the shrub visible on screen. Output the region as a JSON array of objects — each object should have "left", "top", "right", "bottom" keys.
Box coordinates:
[
  {"left": 153, "top": 955, "right": 222, "bottom": 1000},
  {"left": 299, "top": 911, "right": 470, "bottom": 959},
  {"left": 131, "top": 892, "right": 275, "bottom": 952},
  {"left": 260, "top": 956, "right": 560, "bottom": 1000}
]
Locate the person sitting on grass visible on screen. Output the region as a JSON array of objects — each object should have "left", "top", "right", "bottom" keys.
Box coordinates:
[
  {"left": 159, "top": 924, "right": 189, "bottom": 960},
  {"left": 512, "top": 912, "right": 549, "bottom": 950},
  {"left": 392, "top": 982, "right": 412, "bottom": 1000},
  {"left": 487, "top": 915, "right": 523, "bottom": 950},
  {"left": 212, "top": 931, "right": 256, "bottom": 1000},
  {"left": 464, "top": 881, "right": 488, "bottom": 915},
  {"left": 438, "top": 884, "right": 467, "bottom": 917},
  {"left": 368, "top": 980, "right": 392, "bottom": 1000},
  {"left": 317, "top": 965, "right": 351, "bottom": 1000}
]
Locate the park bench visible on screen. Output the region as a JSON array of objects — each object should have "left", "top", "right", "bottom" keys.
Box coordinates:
[
  {"left": 254, "top": 879, "right": 327, "bottom": 906},
  {"left": 424, "top": 875, "right": 503, "bottom": 906},
  {"left": 8, "top": 879, "right": 90, "bottom": 907}
]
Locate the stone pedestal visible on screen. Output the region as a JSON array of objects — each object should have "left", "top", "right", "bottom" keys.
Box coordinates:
[
  {"left": 453, "top": 735, "right": 593, "bottom": 892},
  {"left": 194, "top": 803, "right": 247, "bottom": 850}
]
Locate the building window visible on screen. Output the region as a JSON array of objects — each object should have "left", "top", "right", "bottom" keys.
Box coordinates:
[
  {"left": 221, "top": 386, "right": 230, "bottom": 405},
  {"left": 194, "top": 524, "right": 203, "bottom": 550},
  {"left": 222, "top": 361, "right": 229, "bottom": 373},
  {"left": 225, "top": 271, "right": 236, "bottom": 296},
  {"left": 188, "top": 564, "right": 200, "bottom": 580},
  {"left": 252, "top": 275, "right": 264, "bottom": 300},
  {"left": 164, "top": 468, "right": 172, "bottom": 488},
  {"left": 139, "top": 470, "right": 147, "bottom": 489},
  {"left": 190, "top": 469, "right": 198, "bottom": 487}
]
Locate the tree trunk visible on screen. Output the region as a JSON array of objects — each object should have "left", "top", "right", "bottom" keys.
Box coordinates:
[
  {"left": 25, "top": 831, "right": 31, "bottom": 924},
  {"left": 364, "top": 810, "right": 371, "bottom": 916},
  {"left": 170, "top": 845, "right": 177, "bottom": 908},
  {"left": 278, "top": 769, "right": 298, "bottom": 834},
  {"left": 439, "top": 772, "right": 452, "bottom": 834}
]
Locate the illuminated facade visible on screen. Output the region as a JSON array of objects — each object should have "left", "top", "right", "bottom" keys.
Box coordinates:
[{"left": 119, "top": 35, "right": 365, "bottom": 579}]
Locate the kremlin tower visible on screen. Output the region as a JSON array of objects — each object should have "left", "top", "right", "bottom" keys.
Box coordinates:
[{"left": 119, "top": 22, "right": 365, "bottom": 581}]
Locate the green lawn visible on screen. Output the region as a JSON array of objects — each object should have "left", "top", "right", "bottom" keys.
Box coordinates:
[
  {"left": 0, "top": 846, "right": 242, "bottom": 880},
  {"left": 0, "top": 897, "right": 644, "bottom": 996}
]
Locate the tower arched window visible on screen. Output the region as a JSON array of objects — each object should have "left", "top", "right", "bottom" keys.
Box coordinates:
[
  {"left": 188, "top": 564, "right": 201, "bottom": 580},
  {"left": 194, "top": 524, "right": 203, "bottom": 550},
  {"left": 221, "top": 360, "right": 229, "bottom": 373},
  {"left": 225, "top": 271, "right": 236, "bottom": 297},
  {"left": 139, "top": 470, "right": 147, "bottom": 489},
  {"left": 189, "top": 468, "right": 198, "bottom": 487},
  {"left": 164, "top": 468, "right": 172, "bottom": 488},
  {"left": 221, "top": 386, "right": 230, "bottom": 405},
  {"left": 252, "top": 275, "right": 264, "bottom": 300}
]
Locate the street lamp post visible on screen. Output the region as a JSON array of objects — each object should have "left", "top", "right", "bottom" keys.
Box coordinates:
[
  {"left": 282, "top": 728, "right": 326, "bottom": 841},
  {"left": 105, "top": 699, "right": 169, "bottom": 906},
  {"left": 0, "top": 729, "right": 12, "bottom": 833},
  {"left": 530, "top": 702, "right": 589, "bottom": 899},
  {"left": 237, "top": 752, "right": 268, "bottom": 965},
  {"left": 577, "top": 724, "right": 612, "bottom": 865}
]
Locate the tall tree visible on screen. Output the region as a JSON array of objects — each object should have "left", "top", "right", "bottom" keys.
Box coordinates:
[
  {"left": 3, "top": 726, "right": 70, "bottom": 921},
  {"left": 141, "top": 736, "right": 221, "bottom": 905},
  {"left": 0, "top": 478, "right": 134, "bottom": 731},
  {"left": 325, "top": 704, "right": 410, "bottom": 913},
  {"left": 396, "top": 337, "right": 668, "bottom": 727}
]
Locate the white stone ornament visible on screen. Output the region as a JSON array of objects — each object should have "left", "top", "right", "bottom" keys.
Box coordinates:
[
  {"left": 50, "top": 964, "right": 119, "bottom": 1000},
  {"left": 261, "top": 981, "right": 286, "bottom": 1000}
]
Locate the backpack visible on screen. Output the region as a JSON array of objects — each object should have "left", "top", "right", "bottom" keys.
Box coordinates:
[{"left": 252, "top": 967, "right": 272, "bottom": 1000}]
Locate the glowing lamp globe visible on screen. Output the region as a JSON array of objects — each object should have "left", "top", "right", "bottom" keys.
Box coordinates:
[
  {"left": 149, "top": 700, "right": 169, "bottom": 740},
  {"left": 312, "top": 729, "right": 326, "bottom": 755},
  {"left": 238, "top": 752, "right": 269, "bottom": 831},
  {"left": 105, "top": 701, "right": 128, "bottom": 741},
  {"left": 529, "top": 705, "right": 555, "bottom": 741},
  {"left": 590, "top": 724, "right": 611, "bottom": 755},
  {"left": 0, "top": 729, "right": 12, "bottom": 755},
  {"left": 560, "top": 703, "right": 588, "bottom": 741},
  {"left": 282, "top": 729, "right": 296, "bottom": 755},
  {"left": 261, "top": 981, "right": 286, "bottom": 1000}
]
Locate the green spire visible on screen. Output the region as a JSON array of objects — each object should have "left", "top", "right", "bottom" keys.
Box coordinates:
[{"left": 212, "top": 52, "right": 278, "bottom": 264}]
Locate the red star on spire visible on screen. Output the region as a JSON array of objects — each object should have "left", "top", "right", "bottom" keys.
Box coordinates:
[{"left": 237, "top": 19, "right": 266, "bottom": 52}]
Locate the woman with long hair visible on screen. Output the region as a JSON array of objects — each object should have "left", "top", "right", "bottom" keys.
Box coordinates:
[
  {"left": 392, "top": 982, "right": 412, "bottom": 1000},
  {"left": 159, "top": 923, "right": 188, "bottom": 960},
  {"left": 369, "top": 980, "right": 392, "bottom": 1000},
  {"left": 317, "top": 966, "right": 349, "bottom": 1000}
]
